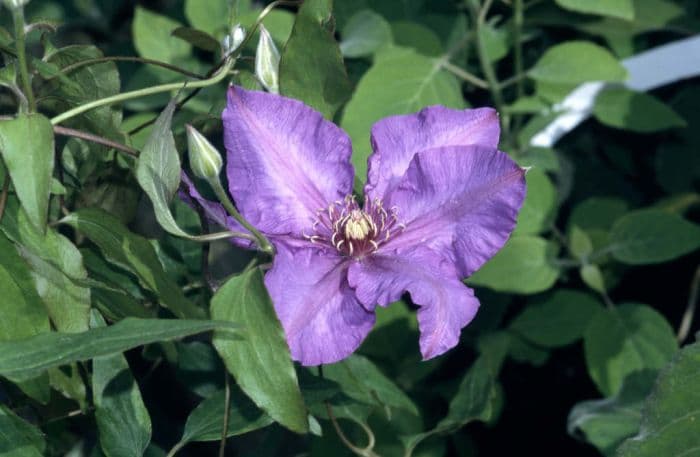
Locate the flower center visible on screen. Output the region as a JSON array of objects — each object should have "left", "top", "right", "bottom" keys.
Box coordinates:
[{"left": 304, "top": 195, "right": 405, "bottom": 258}]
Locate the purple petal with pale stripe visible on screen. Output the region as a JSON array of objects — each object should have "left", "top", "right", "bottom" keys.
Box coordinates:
[
  {"left": 380, "top": 145, "right": 526, "bottom": 278},
  {"left": 366, "top": 106, "right": 500, "bottom": 198},
  {"left": 265, "top": 244, "right": 374, "bottom": 366},
  {"left": 223, "top": 86, "right": 354, "bottom": 238},
  {"left": 347, "top": 247, "right": 479, "bottom": 359},
  {"left": 179, "top": 173, "right": 253, "bottom": 249}
]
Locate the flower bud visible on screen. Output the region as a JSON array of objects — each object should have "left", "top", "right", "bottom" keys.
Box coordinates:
[
  {"left": 222, "top": 24, "right": 245, "bottom": 55},
  {"left": 186, "top": 125, "right": 223, "bottom": 180},
  {"left": 255, "top": 24, "right": 280, "bottom": 94}
]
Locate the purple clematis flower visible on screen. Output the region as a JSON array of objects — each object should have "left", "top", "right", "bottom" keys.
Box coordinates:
[{"left": 183, "top": 86, "right": 526, "bottom": 366}]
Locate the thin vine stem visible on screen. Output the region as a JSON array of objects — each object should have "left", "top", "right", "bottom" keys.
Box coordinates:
[
  {"left": 0, "top": 162, "right": 9, "bottom": 223},
  {"left": 50, "top": 57, "right": 235, "bottom": 126},
  {"left": 12, "top": 6, "right": 35, "bottom": 112},
  {"left": 53, "top": 125, "right": 139, "bottom": 156},
  {"left": 218, "top": 373, "right": 232, "bottom": 457},
  {"left": 210, "top": 179, "right": 274, "bottom": 255},
  {"left": 45, "top": 56, "right": 206, "bottom": 82},
  {"left": 467, "top": 0, "right": 507, "bottom": 130},
  {"left": 441, "top": 61, "right": 489, "bottom": 88},
  {"left": 324, "top": 402, "right": 378, "bottom": 457}
]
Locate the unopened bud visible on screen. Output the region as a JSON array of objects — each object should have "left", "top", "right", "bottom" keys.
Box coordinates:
[
  {"left": 222, "top": 24, "right": 245, "bottom": 55},
  {"left": 255, "top": 25, "right": 280, "bottom": 94},
  {"left": 186, "top": 125, "right": 223, "bottom": 180}
]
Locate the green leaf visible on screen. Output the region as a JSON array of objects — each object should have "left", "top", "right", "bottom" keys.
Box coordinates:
[
  {"left": 60, "top": 208, "right": 204, "bottom": 319},
  {"left": 529, "top": 41, "right": 627, "bottom": 84},
  {"left": 184, "top": 0, "right": 233, "bottom": 36},
  {"left": 92, "top": 312, "right": 152, "bottom": 457},
  {"left": 514, "top": 169, "right": 557, "bottom": 235},
  {"left": 581, "top": 264, "right": 607, "bottom": 294},
  {"left": 608, "top": 209, "right": 700, "bottom": 265},
  {"left": 593, "top": 88, "right": 686, "bottom": 133},
  {"left": 583, "top": 304, "right": 677, "bottom": 396},
  {"left": 617, "top": 342, "right": 700, "bottom": 457},
  {"left": 135, "top": 100, "right": 190, "bottom": 239},
  {"left": 133, "top": 7, "right": 191, "bottom": 63},
  {"left": 0, "top": 114, "right": 54, "bottom": 232},
  {"left": 569, "top": 197, "right": 629, "bottom": 231},
  {"left": 481, "top": 22, "right": 510, "bottom": 62},
  {"left": 568, "top": 371, "right": 656, "bottom": 456},
  {"left": 1, "top": 198, "right": 91, "bottom": 332},
  {"left": 0, "top": 232, "right": 51, "bottom": 403},
  {"left": 341, "top": 46, "right": 465, "bottom": 180},
  {"left": 279, "top": 0, "right": 352, "bottom": 120},
  {"left": 510, "top": 290, "right": 602, "bottom": 348},
  {"left": 172, "top": 27, "right": 220, "bottom": 52},
  {"left": 390, "top": 21, "right": 443, "bottom": 56},
  {"left": 555, "top": 0, "right": 634, "bottom": 20},
  {"left": 468, "top": 236, "right": 560, "bottom": 294},
  {"left": 0, "top": 317, "right": 235, "bottom": 381},
  {"left": 324, "top": 354, "right": 419, "bottom": 417},
  {"left": 339, "top": 9, "right": 393, "bottom": 58},
  {"left": 44, "top": 45, "right": 122, "bottom": 141},
  {"left": 569, "top": 225, "right": 594, "bottom": 259},
  {"left": 0, "top": 405, "right": 46, "bottom": 457},
  {"left": 403, "top": 356, "right": 495, "bottom": 454},
  {"left": 179, "top": 388, "right": 274, "bottom": 444},
  {"left": 211, "top": 268, "right": 308, "bottom": 434}
]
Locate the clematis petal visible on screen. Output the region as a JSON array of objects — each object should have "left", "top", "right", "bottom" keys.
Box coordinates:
[
  {"left": 179, "top": 173, "right": 254, "bottom": 248},
  {"left": 347, "top": 247, "right": 479, "bottom": 360},
  {"left": 223, "top": 86, "right": 354, "bottom": 237},
  {"left": 381, "top": 145, "right": 526, "bottom": 278},
  {"left": 265, "top": 244, "right": 374, "bottom": 366},
  {"left": 366, "top": 106, "right": 499, "bottom": 198}
]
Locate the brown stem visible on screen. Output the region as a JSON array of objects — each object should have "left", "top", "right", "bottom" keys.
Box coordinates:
[{"left": 53, "top": 125, "right": 138, "bottom": 157}]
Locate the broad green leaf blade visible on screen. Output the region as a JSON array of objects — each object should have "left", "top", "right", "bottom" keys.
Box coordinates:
[
  {"left": 593, "top": 88, "right": 686, "bottom": 133},
  {"left": 510, "top": 290, "right": 602, "bottom": 348},
  {"left": 555, "top": 0, "right": 635, "bottom": 20},
  {"left": 529, "top": 41, "right": 627, "bottom": 85},
  {"left": 135, "top": 100, "right": 191, "bottom": 238},
  {"left": 324, "top": 354, "right": 419, "bottom": 416},
  {"left": 279, "top": 0, "right": 352, "bottom": 120},
  {"left": 403, "top": 356, "right": 495, "bottom": 454},
  {"left": 172, "top": 27, "right": 220, "bottom": 52},
  {"left": 0, "top": 318, "right": 235, "bottom": 381},
  {"left": 45, "top": 45, "right": 123, "bottom": 141},
  {"left": 92, "top": 312, "right": 152, "bottom": 457},
  {"left": 212, "top": 268, "right": 308, "bottom": 434},
  {"left": 0, "top": 405, "right": 46, "bottom": 457},
  {"left": 468, "top": 236, "right": 560, "bottom": 294},
  {"left": 568, "top": 197, "right": 629, "bottom": 231},
  {"left": 568, "top": 371, "right": 656, "bottom": 457},
  {"left": 339, "top": 9, "right": 393, "bottom": 58},
  {"left": 132, "top": 7, "right": 191, "bottom": 63},
  {"left": 513, "top": 168, "right": 557, "bottom": 235},
  {"left": 180, "top": 388, "right": 274, "bottom": 443},
  {"left": 0, "top": 232, "right": 51, "bottom": 403},
  {"left": 61, "top": 208, "right": 204, "bottom": 318},
  {"left": 1, "top": 198, "right": 90, "bottom": 332},
  {"left": 608, "top": 209, "right": 700, "bottom": 265},
  {"left": 0, "top": 114, "right": 54, "bottom": 232},
  {"left": 583, "top": 304, "right": 677, "bottom": 396},
  {"left": 617, "top": 342, "right": 700, "bottom": 457},
  {"left": 341, "top": 46, "right": 465, "bottom": 180},
  {"left": 184, "top": 0, "right": 233, "bottom": 36}
]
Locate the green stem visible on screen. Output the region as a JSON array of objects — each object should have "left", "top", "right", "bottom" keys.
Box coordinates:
[
  {"left": 50, "top": 57, "right": 235, "bottom": 126},
  {"left": 468, "top": 0, "right": 507, "bottom": 129},
  {"left": 512, "top": 0, "right": 525, "bottom": 140},
  {"left": 441, "top": 61, "right": 489, "bottom": 89},
  {"left": 210, "top": 179, "right": 274, "bottom": 255},
  {"left": 46, "top": 56, "right": 205, "bottom": 82},
  {"left": 677, "top": 265, "right": 700, "bottom": 343},
  {"left": 12, "top": 6, "right": 35, "bottom": 112},
  {"left": 165, "top": 441, "right": 186, "bottom": 457},
  {"left": 218, "top": 374, "right": 232, "bottom": 457}
]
